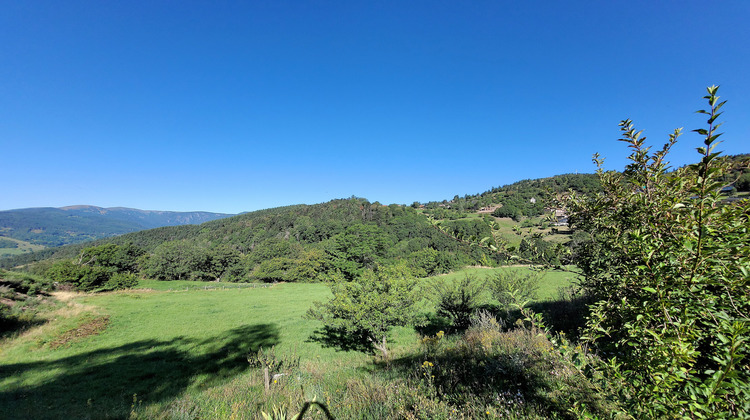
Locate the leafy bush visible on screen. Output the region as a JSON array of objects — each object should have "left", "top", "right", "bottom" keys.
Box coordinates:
[
  {"left": 568, "top": 86, "right": 750, "bottom": 418},
  {"left": 0, "top": 270, "right": 54, "bottom": 296},
  {"left": 400, "top": 307, "right": 616, "bottom": 418},
  {"left": 0, "top": 270, "right": 56, "bottom": 335},
  {"left": 407, "top": 248, "right": 459, "bottom": 277},
  {"left": 98, "top": 272, "right": 139, "bottom": 292},
  {"left": 489, "top": 269, "right": 541, "bottom": 318},
  {"left": 518, "top": 236, "right": 562, "bottom": 265},
  {"left": 47, "top": 243, "right": 144, "bottom": 291}
]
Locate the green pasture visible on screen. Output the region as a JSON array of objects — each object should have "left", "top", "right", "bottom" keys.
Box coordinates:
[
  {"left": 0, "top": 237, "right": 45, "bottom": 257},
  {"left": 0, "top": 248, "right": 28, "bottom": 257},
  {"left": 0, "top": 266, "right": 578, "bottom": 418},
  {"left": 433, "top": 265, "right": 578, "bottom": 300}
]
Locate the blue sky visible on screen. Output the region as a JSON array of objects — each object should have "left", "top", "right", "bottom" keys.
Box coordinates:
[{"left": 2, "top": 1, "right": 749, "bottom": 213}]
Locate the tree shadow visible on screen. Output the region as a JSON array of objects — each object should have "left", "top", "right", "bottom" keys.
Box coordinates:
[
  {"left": 0, "top": 323, "right": 279, "bottom": 419},
  {"left": 414, "top": 312, "right": 453, "bottom": 336},
  {"left": 381, "top": 327, "right": 609, "bottom": 419},
  {"left": 307, "top": 326, "right": 373, "bottom": 354},
  {"left": 0, "top": 316, "right": 47, "bottom": 339},
  {"left": 529, "top": 294, "right": 590, "bottom": 339},
  {"left": 415, "top": 304, "right": 500, "bottom": 337}
]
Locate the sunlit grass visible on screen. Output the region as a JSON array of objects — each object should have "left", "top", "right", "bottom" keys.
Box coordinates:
[
  {"left": 0, "top": 266, "right": 579, "bottom": 418},
  {"left": 435, "top": 265, "right": 578, "bottom": 300}
]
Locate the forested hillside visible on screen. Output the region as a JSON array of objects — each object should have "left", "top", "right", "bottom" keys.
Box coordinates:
[
  {"left": 420, "top": 173, "right": 601, "bottom": 220},
  {"left": 6, "top": 199, "right": 503, "bottom": 290}
]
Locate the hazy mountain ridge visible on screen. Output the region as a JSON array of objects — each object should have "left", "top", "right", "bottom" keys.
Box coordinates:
[{"left": 0, "top": 206, "right": 235, "bottom": 248}]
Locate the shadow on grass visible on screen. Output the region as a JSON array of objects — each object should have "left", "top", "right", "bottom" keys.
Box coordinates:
[
  {"left": 381, "top": 346, "right": 607, "bottom": 420},
  {"left": 307, "top": 325, "right": 373, "bottom": 353},
  {"left": 0, "top": 316, "right": 47, "bottom": 340},
  {"left": 0, "top": 323, "right": 280, "bottom": 419},
  {"left": 415, "top": 304, "right": 500, "bottom": 337},
  {"left": 414, "top": 313, "right": 453, "bottom": 336},
  {"left": 529, "top": 293, "right": 590, "bottom": 339}
]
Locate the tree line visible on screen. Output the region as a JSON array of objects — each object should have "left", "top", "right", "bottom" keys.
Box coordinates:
[{"left": 40, "top": 199, "right": 505, "bottom": 290}]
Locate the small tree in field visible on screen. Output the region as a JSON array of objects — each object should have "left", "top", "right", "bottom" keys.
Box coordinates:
[
  {"left": 434, "top": 275, "right": 486, "bottom": 331},
  {"left": 306, "top": 262, "right": 423, "bottom": 359},
  {"left": 568, "top": 86, "right": 749, "bottom": 418}
]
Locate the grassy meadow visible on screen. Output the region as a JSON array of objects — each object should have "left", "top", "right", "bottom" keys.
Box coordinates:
[
  {"left": 0, "top": 267, "right": 579, "bottom": 419},
  {"left": 0, "top": 237, "right": 45, "bottom": 257}
]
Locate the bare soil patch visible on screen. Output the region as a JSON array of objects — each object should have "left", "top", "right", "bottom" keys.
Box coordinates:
[{"left": 49, "top": 315, "right": 110, "bottom": 349}]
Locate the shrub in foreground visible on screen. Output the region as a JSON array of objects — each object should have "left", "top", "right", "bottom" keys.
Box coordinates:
[{"left": 568, "top": 86, "right": 750, "bottom": 418}]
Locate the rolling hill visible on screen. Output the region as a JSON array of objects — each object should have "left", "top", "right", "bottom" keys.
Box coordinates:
[{"left": 0, "top": 205, "right": 234, "bottom": 250}]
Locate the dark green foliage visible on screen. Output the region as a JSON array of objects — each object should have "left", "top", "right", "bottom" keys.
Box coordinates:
[
  {"left": 407, "top": 248, "right": 460, "bottom": 277},
  {"left": 46, "top": 260, "right": 82, "bottom": 285},
  {"left": 0, "top": 270, "right": 55, "bottom": 335},
  {"left": 77, "top": 242, "right": 145, "bottom": 273},
  {"left": 143, "top": 240, "right": 216, "bottom": 281},
  {"left": 250, "top": 257, "right": 296, "bottom": 282},
  {"left": 246, "top": 238, "right": 303, "bottom": 266},
  {"left": 0, "top": 270, "right": 54, "bottom": 297},
  {"left": 99, "top": 272, "right": 139, "bottom": 291},
  {"left": 47, "top": 243, "right": 145, "bottom": 291},
  {"left": 46, "top": 263, "right": 105, "bottom": 291},
  {"left": 736, "top": 172, "right": 750, "bottom": 191},
  {"left": 21, "top": 198, "right": 485, "bottom": 284},
  {"left": 74, "top": 266, "right": 112, "bottom": 291},
  {"left": 441, "top": 219, "right": 492, "bottom": 243},
  {"left": 0, "top": 238, "right": 19, "bottom": 248},
  {"left": 434, "top": 275, "right": 486, "bottom": 330},
  {"left": 423, "top": 173, "right": 601, "bottom": 221},
  {"left": 518, "top": 236, "right": 562, "bottom": 265},
  {"left": 568, "top": 86, "right": 750, "bottom": 418},
  {"left": 329, "top": 224, "right": 393, "bottom": 273},
  {"left": 492, "top": 204, "right": 520, "bottom": 220}
]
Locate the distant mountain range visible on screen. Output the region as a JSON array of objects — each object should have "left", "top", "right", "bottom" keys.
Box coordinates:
[{"left": 0, "top": 206, "right": 235, "bottom": 249}]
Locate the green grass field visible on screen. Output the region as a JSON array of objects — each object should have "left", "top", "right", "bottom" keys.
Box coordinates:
[
  {"left": 0, "top": 267, "right": 578, "bottom": 419},
  {"left": 433, "top": 265, "right": 578, "bottom": 300},
  {"left": 0, "top": 237, "right": 46, "bottom": 257}
]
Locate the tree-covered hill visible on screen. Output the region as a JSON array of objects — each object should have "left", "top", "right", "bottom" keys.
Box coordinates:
[
  {"left": 3, "top": 199, "right": 498, "bottom": 288},
  {"left": 420, "top": 173, "right": 601, "bottom": 219}
]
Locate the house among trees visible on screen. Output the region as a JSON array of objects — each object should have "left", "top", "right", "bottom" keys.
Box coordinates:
[
  {"left": 546, "top": 208, "right": 568, "bottom": 225},
  {"left": 477, "top": 205, "right": 500, "bottom": 214}
]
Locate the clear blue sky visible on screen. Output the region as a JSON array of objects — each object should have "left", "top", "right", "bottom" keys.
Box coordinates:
[{"left": 2, "top": 1, "right": 749, "bottom": 213}]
